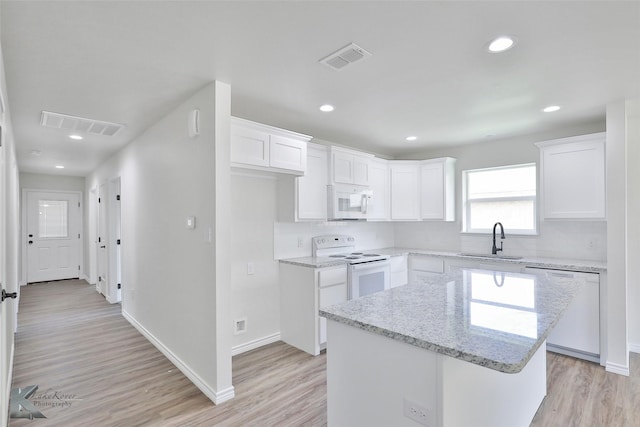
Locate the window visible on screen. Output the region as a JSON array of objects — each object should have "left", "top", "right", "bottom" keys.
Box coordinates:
[
  {"left": 38, "top": 200, "right": 69, "bottom": 238},
  {"left": 462, "top": 163, "right": 537, "bottom": 234}
]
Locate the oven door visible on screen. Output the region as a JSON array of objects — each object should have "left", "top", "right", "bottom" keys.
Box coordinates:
[{"left": 348, "top": 260, "right": 391, "bottom": 299}]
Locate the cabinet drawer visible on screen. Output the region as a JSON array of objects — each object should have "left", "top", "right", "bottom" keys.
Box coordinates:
[
  {"left": 410, "top": 256, "right": 444, "bottom": 273},
  {"left": 390, "top": 254, "right": 408, "bottom": 272},
  {"left": 319, "top": 283, "right": 348, "bottom": 308},
  {"left": 319, "top": 266, "right": 347, "bottom": 287}
]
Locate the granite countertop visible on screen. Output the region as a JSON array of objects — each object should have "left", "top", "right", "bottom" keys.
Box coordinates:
[
  {"left": 280, "top": 247, "right": 606, "bottom": 272},
  {"left": 320, "top": 267, "right": 584, "bottom": 374}
]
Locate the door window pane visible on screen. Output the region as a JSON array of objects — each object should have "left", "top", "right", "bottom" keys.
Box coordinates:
[{"left": 39, "top": 200, "right": 69, "bottom": 238}]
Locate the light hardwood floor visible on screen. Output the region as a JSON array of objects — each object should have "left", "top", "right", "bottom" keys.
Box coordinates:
[{"left": 9, "top": 279, "right": 640, "bottom": 426}]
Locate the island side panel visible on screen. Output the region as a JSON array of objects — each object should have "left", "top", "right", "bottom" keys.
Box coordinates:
[
  {"left": 326, "top": 320, "right": 441, "bottom": 427},
  {"left": 280, "top": 263, "right": 319, "bottom": 355},
  {"left": 441, "top": 341, "right": 547, "bottom": 427}
]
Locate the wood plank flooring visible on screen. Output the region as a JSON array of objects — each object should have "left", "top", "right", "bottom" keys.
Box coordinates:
[
  {"left": 10, "top": 280, "right": 326, "bottom": 426},
  {"left": 9, "top": 279, "right": 640, "bottom": 426}
]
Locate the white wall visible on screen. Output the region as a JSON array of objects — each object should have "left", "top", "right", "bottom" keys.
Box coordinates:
[
  {"left": 393, "top": 123, "right": 608, "bottom": 261},
  {"left": 85, "top": 82, "right": 234, "bottom": 403},
  {"left": 627, "top": 98, "right": 640, "bottom": 353},
  {"left": 19, "top": 172, "right": 85, "bottom": 192},
  {"left": 230, "top": 171, "right": 281, "bottom": 353}
]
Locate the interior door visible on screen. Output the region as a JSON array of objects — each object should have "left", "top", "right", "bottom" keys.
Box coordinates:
[
  {"left": 26, "top": 191, "right": 81, "bottom": 283},
  {"left": 97, "top": 183, "right": 108, "bottom": 295},
  {"left": 1, "top": 135, "right": 8, "bottom": 427}
]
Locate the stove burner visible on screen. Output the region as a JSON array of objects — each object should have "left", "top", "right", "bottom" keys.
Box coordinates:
[
  {"left": 364, "top": 254, "right": 380, "bottom": 257},
  {"left": 351, "top": 252, "right": 364, "bottom": 255},
  {"left": 329, "top": 255, "right": 346, "bottom": 258},
  {"left": 345, "top": 256, "right": 360, "bottom": 260}
]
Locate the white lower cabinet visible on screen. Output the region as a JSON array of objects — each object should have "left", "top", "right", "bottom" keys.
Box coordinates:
[
  {"left": 444, "top": 258, "right": 522, "bottom": 273},
  {"left": 389, "top": 254, "right": 408, "bottom": 288},
  {"left": 280, "top": 262, "right": 347, "bottom": 356},
  {"left": 524, "top": 267, "right": 600, "bottom": 363},
  {"left": 409, "top": 255, "right": 444, "bottom": 284}
]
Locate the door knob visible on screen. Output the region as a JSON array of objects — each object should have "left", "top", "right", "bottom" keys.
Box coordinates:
[
  {"left": 100, "top": 245, "right": 106, "bottom": 249},
  {"left": 28, "top": 241, "right": 33, "bottom": 245},
  {"left": 1, "top": 289, "right": 18, "bottom": 302},
  {"left": 28, "top": 234, "right": 33, "bottom": 238}
]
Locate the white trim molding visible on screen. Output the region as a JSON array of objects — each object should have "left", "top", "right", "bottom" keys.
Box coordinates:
[
  {"left": 605, "top": 361, "right": 630, "bottom": 376},
  {"left": 628, "top": 343, "right": 640, "bottom": 354},
  {"left": 232, "top": 333, "right": 281, "bottom": 356},
  {"left": 123, "top": 310, "right": 235, "bottom": 404}
]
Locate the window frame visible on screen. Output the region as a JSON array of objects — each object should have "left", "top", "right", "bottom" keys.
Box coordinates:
[{"left": 462, "top": 163, "right": 538, "bottom": 235}]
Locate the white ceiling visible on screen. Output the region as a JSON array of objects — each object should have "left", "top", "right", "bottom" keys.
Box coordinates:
[{"left": 2, "top": 1, "right": 639, "bottom": 177}]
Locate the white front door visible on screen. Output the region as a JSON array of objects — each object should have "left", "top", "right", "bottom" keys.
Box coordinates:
[{"left": 26, "top": 191, "right": 81, "bottom": 283}]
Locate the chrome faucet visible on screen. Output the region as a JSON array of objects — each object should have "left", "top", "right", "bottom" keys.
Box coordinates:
[{"left": 492, "top": 222, "right": 505, "bottom": 255}]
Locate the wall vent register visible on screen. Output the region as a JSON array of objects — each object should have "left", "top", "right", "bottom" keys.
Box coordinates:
[{"left": 41, "top": 110, "right": 124, "bottom": 137}]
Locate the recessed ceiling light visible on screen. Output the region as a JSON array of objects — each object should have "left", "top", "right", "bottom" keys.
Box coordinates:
[
  {"left": 487, "top": 36, "right": 515, "bottom": 53},
  {"left": 55, "top": 165, "right": 65, "bottom": 169},
  {"left": 31, "top": 149, "right": 42, "bottom": 156},
  {"left": 69, "top": 134, "right": 83, "bottom": 140},
  {"left": 319, "top": 104, "right": 335, "bottom": 112},
  {"left": 543, "top": 105, "right": 561, "bottom": 113},
  {"left": 406, "top": 136, "right": 417, "bottom": 142}
]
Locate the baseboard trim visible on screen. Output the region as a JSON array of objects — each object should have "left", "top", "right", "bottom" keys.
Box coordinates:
[
  {"left": 79, "top": 274, "right": 89, "bottom": 283},
  {"left": 4, "top": 340, "right": 15, "bottom": 426},
  {"left": 605, "top": 361, "right": 630, "bottom": 376},
  {"left": 122, "top": 310, "right": 235, "bottom": 404},
  {"left": 232, "top": 333, "right": 281, "bottom": 356},
  {"left": 628, "top": 343, "right": 640, "bottom": 354}
]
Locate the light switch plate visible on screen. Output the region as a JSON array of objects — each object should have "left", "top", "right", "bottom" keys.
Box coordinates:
[{"left": 186, "top": 216, "right": 196, "bottom": 229}]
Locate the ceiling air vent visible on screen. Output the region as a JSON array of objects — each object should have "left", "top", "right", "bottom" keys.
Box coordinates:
[
  {"left": 40, "top": 111, "right": 124, "bottom": 137},
  {"left": 319, "top": 42, "right": 372, "bottom": 71}
]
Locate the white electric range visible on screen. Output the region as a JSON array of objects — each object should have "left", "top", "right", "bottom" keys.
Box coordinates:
[{"left": 312, "top": 235, "right": 390, "bottom": 299}]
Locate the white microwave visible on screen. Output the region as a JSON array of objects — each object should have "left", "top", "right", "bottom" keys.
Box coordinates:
[{"left": 327, "top": 184, "right": 373, "bottom": 220}]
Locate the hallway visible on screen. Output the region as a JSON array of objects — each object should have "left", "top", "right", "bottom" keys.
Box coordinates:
[{"left": 9, "top": 280, "right": 327, "bottom": 426}]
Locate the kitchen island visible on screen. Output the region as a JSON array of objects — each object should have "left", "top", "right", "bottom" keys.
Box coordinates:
[{"left": 319, "top": 267, "right": 584, "bottom": 427}]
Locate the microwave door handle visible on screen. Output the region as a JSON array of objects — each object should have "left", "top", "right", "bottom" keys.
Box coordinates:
[{"left": 361, "top": 194, "right": 368, "bottom": 213}]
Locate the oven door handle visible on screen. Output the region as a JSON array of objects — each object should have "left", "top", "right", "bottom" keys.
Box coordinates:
[{"left": 350, "top": 260, "right": 390, "bottom": 272}]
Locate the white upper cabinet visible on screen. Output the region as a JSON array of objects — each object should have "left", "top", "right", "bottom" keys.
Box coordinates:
[
  {"left": 536, "top": 132, "right": 606, "bottom": 219},
  {"left": 420, "top": 157, "right": 456, "bottom": 221},
  {"left": 368, "top": 158, "right": 389, "bottom": 220},
  {"left": 231, "top": 117, "right": 310, "bottom": 175},
  {"left": 331, "top": 147, "right": 372, "bottom": 185},
  {"left": 389, "top": 161, "right": 420, "bottom": 220},
  {"left": 296, "top": 143, "right": 328, "bottom": 220}
]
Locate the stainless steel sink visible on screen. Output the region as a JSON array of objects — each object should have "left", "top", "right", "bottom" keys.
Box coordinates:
[{"left": 457, "top": 253, "right": 523, "bottom": 260}]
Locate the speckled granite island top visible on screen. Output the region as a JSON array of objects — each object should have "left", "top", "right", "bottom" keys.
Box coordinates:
[{"left": 320, "top": 267, "right": 584, "bottom": 374}]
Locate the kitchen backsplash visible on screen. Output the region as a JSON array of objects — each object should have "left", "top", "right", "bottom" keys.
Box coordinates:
[
  {"left": 274, "top": 221, "right": 395, "bottom": 259},
  {"left": 394, "top": 220, "right": 607, "bottom": 261},
  {"left": 275, "top": 220, "right": 606, "bottom": 261}
]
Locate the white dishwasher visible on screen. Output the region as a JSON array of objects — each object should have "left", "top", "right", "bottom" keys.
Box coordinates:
[{"left": 524, "top": 267, "right": 600, "bottom": 363}]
